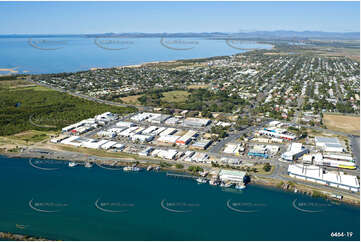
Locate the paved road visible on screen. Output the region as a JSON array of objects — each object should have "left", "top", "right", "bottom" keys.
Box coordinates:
[{"left": 350, "top": 135, "right": 360, "bottom": 168}]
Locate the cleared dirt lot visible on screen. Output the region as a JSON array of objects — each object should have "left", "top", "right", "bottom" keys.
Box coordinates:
[
  {"left": 323, "top": 114, "right": 360, "bottom": 135},
  {"left": 120, "top": 95, "right": 142, "bottom": 105}
]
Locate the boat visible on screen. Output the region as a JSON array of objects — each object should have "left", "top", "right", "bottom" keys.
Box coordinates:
[
  {"left": 199, "top": 171, "right": 209, "bottom": 177},
  {"left": 68, "top": 162, "right": 78, "bottom": 167},
  {"left": 196, "top": 178, "right": 208, "bottom": 184},
  {"left": 235, "top": 183, "right": 246, "bottom": 190},
  {"left": 123, "top": 166, "right": 141, "bottom": 172},
  {"left": 154, "top": 166, "right": 160, "bottom": 171},
  {"left": 123, "top": 166, "right": 132, "bottom": 171},
  {"left": 132, "top": 166, "right": 141, "bottom": 171},
  {"left": 209, "top": 179, "right": 220, "bottom": 186},
  {"left": 147, "top": 165, "right": 153, "bottom": 171},
  {"left": 220, "top": 182, "right": 233, "bottom": 188},
  {"left": 85, "top": 162, "right": 93, "bottom": 168}
]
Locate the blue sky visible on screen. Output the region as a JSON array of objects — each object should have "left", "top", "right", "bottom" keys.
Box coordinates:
[{"left": 0, "top": 1, "right": 359, "bottom": 34}]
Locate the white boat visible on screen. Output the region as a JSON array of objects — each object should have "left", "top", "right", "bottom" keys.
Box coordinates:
[
  {"left": 199, "top": 171, "right": 209, "bottom": 177},
  {"left": 154, "top": 166, "right": 160, "bottom": 171},
  {"left": 235, "top": 183, "right": 246, "bottom": 190},
  {"left": 146, "top": 166, "right": 153, "bottom": 171},
  {"left": 85, "top": 162, "right": 93, "bottom": 168},
  {"left": 68, "top": 162, "right": 78, "bottom": 167},
  {"left": 220, "top": 182, "right": 233, "bottom": 188},
  {"left": 132, "top": 166, "right": 141, "bottom": 171},
  {"left": 196, "top": 178, "right": 208, "bottom": 184},
  {"left": 124, "top": 166, "right": 141, "bottom": 172},
  {"left": 209, "top": 179, "right": 220, "bottom": 186},
  {"left": 123, "top": 166, "right": 132, "bottom": 171}
]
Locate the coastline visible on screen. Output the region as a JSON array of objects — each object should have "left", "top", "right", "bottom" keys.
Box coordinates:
[
  {"left": 1, "top": 147, "right": 359, "bottom": 207},
  {"left": 0, "top": 232, "right": 52, "bottom": 241},
  {"left": 34, "top": 40, "right": 274, "bottom": 75}
]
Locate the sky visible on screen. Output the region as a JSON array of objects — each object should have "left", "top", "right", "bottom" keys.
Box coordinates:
[{"left": 0, "top": 1, "right": 359, "bottom": 34}]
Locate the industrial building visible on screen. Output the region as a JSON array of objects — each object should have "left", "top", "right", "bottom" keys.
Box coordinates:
[
  {"left": 281, "top": 143, "right": 308, "bottom": 161},
  {"left": 95, "top": 112, "right": 118, "bottom": 124},
  {"left": 159, "top": 128, "right": 177, "bottom": 136},
  {"left": 165, "top": 117, "right": 180, "bottom": 125},
  {"left": 258, "top": 128, "right": 296, "bottom": 141},
  {"left": 118, "top": 127, "right": 138, "bottom": 137},
  {"left": 220, "top": 157, "right": 241, "bottom": 165},
  {"left": 189, "top": 152, "right": 209, "bottom": 163},
  {"left": 101, "top": 141, "right": 117, "bottom": 150},
  {"left": 139, "top": 147, "right": 154, "bottom": 156},
  {"left": 116, "top": 121, "right": 135, "bottom": 128},
  {"left": 219, "top": 169, "right": 246, "bottom": 183},
  {"left": 288, "top": 164, "right": 359, "bottom": 192},
  {"left": 191, "top": 139, "right": 212, "bottom": 150},
  {"left": 176, "top": 130, "right": 198, "bottom": 145},
  {"left": 248, "top": 144, "right": 269, "bottom": 158},
  {"left": 183, "top": 117, "right": 211, "bottom": 128},
  {"left": 303, "top": 153, "right": 356, "bottom": 170},
  {"left": 60, "top": 136, "right": 82, "bottom": 146},
  {"left": 142, "top": 126, "right": 159, "bottom": 135},
  {"left": 157, "top": 135, "right": 180, "bottom": 144},
  {"left": 315, "top": 136, "right": 344, "bottom": 152},
  {"left": 131, "top": 112, "right": 153, "bottom": 122},
  {"left": 148, "top": 114, "right": 171, "bottom": 124},
  {"left": 82, "top": 139, "right": 110, "bottom": 149},
  {"left": 224, "top": 143, "right": 244, "bottom": 155},
  {"left": 131, "top": 134, "right": 154, "bottom": 142},
  {"left": 153, "top": 149, "right": 178, "bottom": 160}
]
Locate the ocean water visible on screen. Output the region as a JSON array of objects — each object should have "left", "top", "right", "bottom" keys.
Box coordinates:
[
  {"left": 0, "top": 156, "right": 359, "bottom": 241},
  {"left": 0, "top": 37, "right": 272, "bottom": 74}
]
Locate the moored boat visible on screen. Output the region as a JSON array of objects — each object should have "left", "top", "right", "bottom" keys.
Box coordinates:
[
  {"left": 124, "top": 166, "right": 141, "bottom": 172},
  {"left": 85, "top": 162, "right": 93, "bottom": 168},
  {"left": 147, "top": 165, "right": 153, "bottom": 171},
  {"left": 196, "top": 178, "right": 208, "bottom": 184},
  {"left": 209, "top": 179, "right": 220, "bottom": 186},
  {"left": 235, "top": 183, "right": 246, "bottom": 190},
  {"left": 123, "top": 166, "right": 132, "bottom": 171},
  {"left": 68, "top": 162, "right": 78, "bottom": 167}
]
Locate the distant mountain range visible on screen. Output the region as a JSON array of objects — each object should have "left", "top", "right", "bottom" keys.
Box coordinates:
[{"left": 1, "top": 31, "right": 359, "bottom": 40}]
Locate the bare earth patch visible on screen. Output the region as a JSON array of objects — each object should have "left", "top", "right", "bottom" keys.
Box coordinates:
[
  {"left": 323, "top": 114, "right": 360, "bottom": 135},
  {"left": 120, "top": 95, "right": 142, "bottom": 105}
]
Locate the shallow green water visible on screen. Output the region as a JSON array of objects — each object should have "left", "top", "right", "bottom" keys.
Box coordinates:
[{"left": 0, "top": 156, "right": 359, "bottom": 240}]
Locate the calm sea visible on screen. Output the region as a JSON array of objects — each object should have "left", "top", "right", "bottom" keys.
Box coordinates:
[
  {"left": 0, "top": 37, "right": 272, "bottom": 74},
  {"left": 0, "top": 156, "right": 359, "bottom": 241}
]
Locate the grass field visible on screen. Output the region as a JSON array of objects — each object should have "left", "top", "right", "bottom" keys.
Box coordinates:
[
  {"left": 323, "top": 114, "right": 360, "bottom": 135},
  {"left": 161, "top": 90, "right": 190, "bottom": 103}
]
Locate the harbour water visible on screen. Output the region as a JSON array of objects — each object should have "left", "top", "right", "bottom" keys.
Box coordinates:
[
  {"left": 0, "top": 156, "right": 359, "bottom": 241},
  {"left": 0, "top": 37, "right": 272, "bottom": 74}
]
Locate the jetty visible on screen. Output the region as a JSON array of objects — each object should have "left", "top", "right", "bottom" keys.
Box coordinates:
[{"left": 166, "top": 172, "right": 198, "bottom": 179}]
